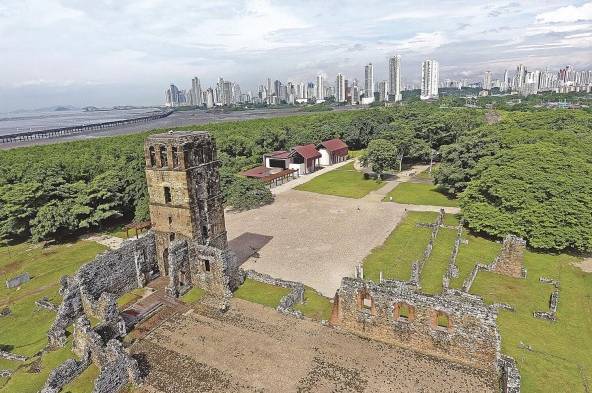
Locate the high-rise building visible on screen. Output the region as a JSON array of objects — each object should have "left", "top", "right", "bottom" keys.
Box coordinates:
[
  {"left": 190, "top": 77, "right": 202, "bottom": 107},
  {"left": 502, "top": 70, "right": 509, "bottom": 92},
  {"left": 336, "top": 73, "right": 346, "bottom": 103},
  {"left": 515, "top": 64, "right": 527, "bottom": 91},
  {"left": 205, "top": 88, "right": 214, "bottom": 108},
  {"left": 364, "top": 63, "right": 374, "bottom": 98},
  {"left": 316, "top": 74, "right": 324, "bottom": 100},
  {"left": 378, "top": 80, "right": 388, "bottom": 101},
  {"left": 420, "top": 60, "right": 439, "bottom": 100},
  {"left": 165, "top": 84, "right": 180, "bottom": 107},
  {"left": 483, "top": 71, "right": 492, "bottom": 90},
  {"left": 388, "top": 55, "right": 402, "bottom": 102}
]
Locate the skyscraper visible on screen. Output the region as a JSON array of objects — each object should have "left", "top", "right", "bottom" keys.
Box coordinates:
[
  {"left": 165, "top": 84, "right": 180, "bottom": 107},
  {"left": 483, "top": 71, "right": 492, "bottom": 90},
  {"left": 364, "top": 63, "right": 374, "bottom": 98},
  {"left": 502, "top": 70, "right": 509, "bottom": 92},
  {"left": 336, "top": 73, "right": 345, "bottom": 103},
  {"left": 420, "top": 60, "right": 439, "bottom": 100},
  {"left": 378, "top": 80, "right": 388, "bottom": 101},
  {"left": 191, "top": 77, "right": 202, "bottom": 107},
  {"left": 388, "top": 55, "right": 402, "bottom": 102},
  {"left": 316, "top": 74, "right": 324, "bottom": 101}
]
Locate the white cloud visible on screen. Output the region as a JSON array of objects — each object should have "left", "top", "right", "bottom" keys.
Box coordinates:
[{"left": 536, "top": 2, "right": 592, "bottom": 23}]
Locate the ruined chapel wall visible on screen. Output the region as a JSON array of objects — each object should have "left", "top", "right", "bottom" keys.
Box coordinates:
[{"left": 333, "top": 278, "right": 500, "bottom": 372}]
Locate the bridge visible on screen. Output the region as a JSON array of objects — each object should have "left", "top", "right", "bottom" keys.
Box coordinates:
[{"left": 0, "top": 110, "right": 174, "bottom": 144}]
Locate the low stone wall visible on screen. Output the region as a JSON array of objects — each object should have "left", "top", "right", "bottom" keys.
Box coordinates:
[
  {"left": 93, "top": 340, "right": 141, "bottom": 393},
  {"left": 410, "top": 209, "right": 445, "bottom": 287},
  {"left": 36, "top": 297, "right": 60, "bottom": 312},
  {"left": 244, "top": 270, "right": 304, "bottom": 317},
  {"left": 533, "top": 290, "right": 559, "bottom": 321},
  {"left": 461, "top": 263, "right": 489, "bottom": 292},
  {"left": 499, "top": 355, "right": 521, "bottom": 393},
  {"left": 0, "top": 350, "right": 27, "bottom": 362},
  {"left": 5, "top": 272, "right": 30, "bottom": 288},
  {"left": 331, "top": 277, "right": 500, "bottom": 372},
  {"left": 40, "top": 354, "right": 91, "bottom": 393},
  {"left": 443, "top": 220, "right": 464, "bottom": 289},
  {"left": 489, "top": 235, "right": 527, "bottom": 279}
]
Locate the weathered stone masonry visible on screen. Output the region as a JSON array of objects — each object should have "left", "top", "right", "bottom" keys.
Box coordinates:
[{"left": 331, "top": 277, "right": 501, "bottom": 372}]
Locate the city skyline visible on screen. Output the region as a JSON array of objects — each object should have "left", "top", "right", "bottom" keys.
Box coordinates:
[{"left": 1, "top": 0, "right": 592, "bottom": 111}]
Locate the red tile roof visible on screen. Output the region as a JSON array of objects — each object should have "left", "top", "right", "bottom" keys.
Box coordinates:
[
  {"left": 241, "top": 165, "right": 271, "bottom": 178},
  {"left": 318, "top": 138, "right": 348, "bottom": 155},
  {"left": 291, "top": 144, "right": 322, "bottom": 160},
  {"left": 267, "top": 150, "right": 291, "bottom": 159}
]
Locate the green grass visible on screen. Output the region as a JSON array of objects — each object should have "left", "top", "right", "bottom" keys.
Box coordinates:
[
  {"left": 471, "top": 251, "right": 592, "bottom": 393},
  {"left": 61, "top": 363, "right": 99, "bottom": 393},
  {"left": 180, "top": 287, "right": 205, "bottom": 304},
  {"left": 0, "top": 241, "right": 107, "bottom": 358},
  {"left": 363, "top": 212, "right": 437, "bottom": 282},
  {"left": 117, "top": 288, "right": 147, "bottom": 310},
  {"left": 414, "top": 164, "right": 440, "bottom": 180},
  {"left": 294, "top": 287, "right": 332, "bottom": 321},
  {"left": 385, "top": 182, "right": 459, "bottom": 207},
  {"left": 234, "top": 278, "right": 291, "bottom": 309},
  {"left": 362, "top": 210, "right": 592, "bottom": 393},
  {"left": 348, "top": 149, "right": 366, "bottom": 158},
  {"left": 294, "top": 162, "right": 385, "bottom": 199}
]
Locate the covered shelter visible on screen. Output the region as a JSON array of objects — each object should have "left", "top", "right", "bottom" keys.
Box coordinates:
[
  {"left": 290, "top": 144, "right": 322, "bottom": 174},
  {"left": 241, "top": 165, "right": 299, "bottom": 188},
  {"left": 317, "top": 138, "right": 349, "bottom": 166}
]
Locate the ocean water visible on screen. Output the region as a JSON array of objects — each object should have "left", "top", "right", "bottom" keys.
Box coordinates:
[{"left": 0, "top": 107, "right": 163, "bottom": 136}]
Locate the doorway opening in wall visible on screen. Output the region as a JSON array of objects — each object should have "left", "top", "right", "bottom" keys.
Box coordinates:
[
  {"left": 163, "top": 248, "right": 169, "bottom": 276},
  {"left": 204, "top": 259, "right": 211, "bottom": 272}
]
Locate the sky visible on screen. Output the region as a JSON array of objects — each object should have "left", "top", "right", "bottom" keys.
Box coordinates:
[{"left": 0, "top": 0, "right": 591, "bottom": 111}]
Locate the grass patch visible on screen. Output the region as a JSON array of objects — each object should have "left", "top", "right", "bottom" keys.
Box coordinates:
[
  {"left": 61, "top": 363, "right": 99, "bottom": 393},
  {"left": 385, "top": 182, "right": 459, "bottom": 207},
  {"left": 414, "top": 164, "right": 440, "bottom": 180},
  {"left": 180, "top": 287, "right": 206, "bottom": 304},
  {"left": 233, "top": 278, "right": 291, "bottom": 309},
  {"left": 449, "top": 232, "right": 501, "bottom": 289},
  {"left": 420, "top": 226, "right": 458, "bottom": 294},
  {"left": 348, "top": 149, "right": 366, "bottom": 158},
  {"left": 295, "top": 162, "right": 385, "bottom": 199},
  {"left": 0, "top": 241, "right": 106, "bottom": 359},
  {"left": 117, "top": 288, "right": 146, "bottom": 310},
  {"left": 294, "top": 287, "right": 332, "bottom": 321},
  {"left": 363, "top": 212, "right": 437, "bottom": 282}
]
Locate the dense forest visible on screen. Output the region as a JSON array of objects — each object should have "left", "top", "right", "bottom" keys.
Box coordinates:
[{"left": 0, "top": 103, "right": 591, "bottom": 252}]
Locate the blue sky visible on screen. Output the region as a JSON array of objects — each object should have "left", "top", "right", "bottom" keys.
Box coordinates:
[{"left": 0, "top": 0, "right": 591, "bottom": 110}]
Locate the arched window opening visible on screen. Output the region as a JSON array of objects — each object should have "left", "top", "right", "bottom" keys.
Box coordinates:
[
  {"left": 160, "top": 145, "right": 168, "bottom": 167},
  {"left": 435, "top": 311, "right": 451, "bottom": 330},
  {"left": 172, "top": 146, "right": 179, "bottom": 168},
  {"left": 149, "top": 146, "right": 156, "bottom": 167}
]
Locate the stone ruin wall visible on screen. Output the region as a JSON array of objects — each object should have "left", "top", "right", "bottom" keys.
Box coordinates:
[
  {"left": 167, "top": 238, "right": 240, "bottom": 301},
  {"left": 42, "top": 317, "right": 140, "bottom": 393},
  {"left": 331, "top": 277, "right": 500, "bottom": 373},
  {"left": 243, "top": 270, "right": 305, "bottom": 316},
  {"left": 490, "top": 235, "right": 526, "bottom": 278},
  {"left": 48, "top": 232, "right": 157, "bottom": 347}
]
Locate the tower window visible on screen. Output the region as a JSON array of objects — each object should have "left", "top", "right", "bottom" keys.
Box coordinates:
[
  {"left": 159, "top": 145, "right": 168, "bottom": 167},
  {"left": 149, "top": 146, "right": 156, "bottom": 167},
  {"left": 204, "top": 259, "right": 210, "bottom": 272},
  {"left": 169, "top": 233, "right": 175, "bottom": 241},
  {"left": 164, "top": 187, "right": 172, "bottom": 204},
  {"left": 201, "top": 224, "right": 208, "bottom": 240},
  {"left": 172, "top": 146, "right": 179, "bottom": 168}
]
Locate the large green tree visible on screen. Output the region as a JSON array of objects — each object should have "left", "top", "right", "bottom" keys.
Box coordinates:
[
  {"left": 460, "top": 143, "right": 592, "bottom": 252},
  {"left": 360, "top": 139, "right": 398, "bottom": 179}
]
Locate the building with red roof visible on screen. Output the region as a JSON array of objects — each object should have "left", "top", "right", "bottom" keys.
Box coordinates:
[{"left": 317, "top": 138, "right": 349, "bottom": 166}]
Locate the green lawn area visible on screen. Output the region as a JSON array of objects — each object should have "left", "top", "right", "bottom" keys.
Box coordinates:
[
  {"left": 117, "top": 288, "right": 147, "bottom": 310},
  {"left": 414, "top": 164, "right": 440, "bottom": 180},
  {"left": 361, "top": 210, "right": 592, "bottom": 393},
  {"left": 0, "top": 240, "right": 106, "bottom": 392},
  {"left": 61, "top": 363, "right": 99, "bottom": 393},
  {"left": 180, "top": 287, "right": 205, "bottom": 304},
  {"left": 385, "top": 182, "right": 459, "bottom": 207},
  {"left": 233, "top": 278, "right": 291, "bottom": 309},
  {"left": 363, "top": 212, "right": 437, "bottom": 282},
  {"left": 348, "top": 149, "right": 366, "bottom": 158},
  {"left": 294, "top": 162, "right": 385, "bottom": 199},
  {"left": 294, "top": 287, "right": 332, "bottom": 321}
]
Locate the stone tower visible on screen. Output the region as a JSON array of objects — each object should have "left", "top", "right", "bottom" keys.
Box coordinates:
[{"left": 144, "top": 131, "right": 227, "bottom": 276}]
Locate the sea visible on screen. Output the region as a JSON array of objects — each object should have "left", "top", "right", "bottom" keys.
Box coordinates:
[{"left": 0, "top": 107, "right": 163, "bottom": 136}]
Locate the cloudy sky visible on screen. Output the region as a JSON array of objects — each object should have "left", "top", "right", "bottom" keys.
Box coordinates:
[{"left": 0, "top": 0, "right": 591, "bottom": 111}]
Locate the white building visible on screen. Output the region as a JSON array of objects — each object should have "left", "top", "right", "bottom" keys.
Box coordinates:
[
  {"left": 420, "top": 60, "right": 439, "bottom": 100},
  {"left": 483, "top": 71, "right": 492, "bottom": 90},
  {"left": 316, "top": 74, "right": 324, "bottom": 101},
  {"left": 378, "top": 80, "right": 388, "bottom": 102},
  {"left": 365, "top": 63, "right": 374, "bottom": 98},
  {"left": 388, "top": 55, "right": 402, "bottom": 102},
  {"left": 190, "top": 77, "right": 202, "bottom": 106},
  {"left": 336, "top": 73, "right": 346, "bottom": 103}
]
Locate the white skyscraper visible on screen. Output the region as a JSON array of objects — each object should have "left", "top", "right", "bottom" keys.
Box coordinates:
[
  {"left": 483, "top": 71, "right": 492, "bottom": 90},
  {"left": 191, "top": 77, "right": 202, "bottom": 107},
  {"left": 364, "top": 63, "right": 374, "bottom": 98},
  {"left": 378, "top": 80, "right": 388, "bottom": 101},
  {"left": 316, "top": 74, "right": 324, "bottom": 101},
  {"left": 420, "top": 60, "right": 439, "bottom": 100},
  {"left": 502, "top": 70, "right": 509, "bottom": 92},
  {"left": 336, "top": 73, "right": 346, "bottom": 103},
  {"left": 388, "top": 55, "right": 402, "bottom": 102}
]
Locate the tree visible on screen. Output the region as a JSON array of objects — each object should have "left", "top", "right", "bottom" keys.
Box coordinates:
[
  {"left": 225, "top": 176, "right": 274, "bottom": 211},
  {"left": 0, "top": 182, "right": 43, "bottom": 240},
  {"left": 30, "top": 199, "right": 80, "bottom": 241},
  {"left": 460, "top": 143, "right": 592, "bottom": 252},
  {"left": 360, "top": 139, "right": 398, "bottom": 179}
]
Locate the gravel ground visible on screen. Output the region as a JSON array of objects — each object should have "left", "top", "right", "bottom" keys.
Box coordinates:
[
  {"left": 225, "top": 189, "right": 407, "bottom": 297},
  {"left": 131, "top": 299, "right": 497, "bottom": 393}
]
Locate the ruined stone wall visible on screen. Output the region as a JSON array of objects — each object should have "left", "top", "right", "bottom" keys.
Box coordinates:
[
  {"left": 92, "top": 340, "right": 141, "bottom": 393},
  {"left": 244, "top": 270, "right": 305, "bottom": 316},
  {"left": 499, "top": 355, "right": 521, "bottom": 393},
  {"left": 409, "top": 209, "right": 444, "bottom": 286},
  {"left": 490, "top": 235, "right": 526, "bottom": 278},
  {"left": 40, "top": 354, "right": 91, "bottom": 393},
  {"left": 331, "top": 277, "right": 500, "bottom": 372},
  {"left": 48, "top": 233, "right": 157, "bottom": 347},
  {"left": 166, "top": 238, "right": 239, "bottom": 299}
]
